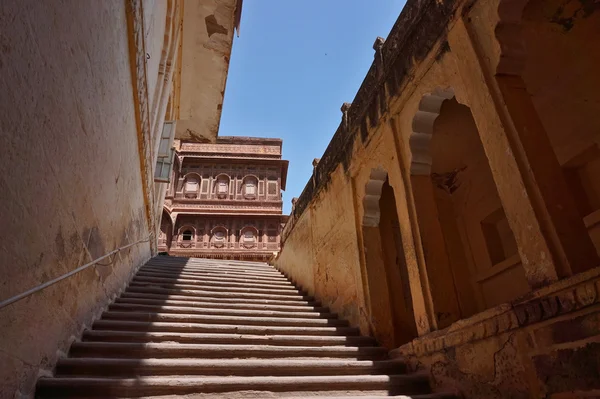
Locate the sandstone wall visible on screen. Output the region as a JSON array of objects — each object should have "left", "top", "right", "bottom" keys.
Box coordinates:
[
  {"left": 394, "top": 270, "right": 600, "bottom": 398},
  {"left": 0, "top": 1, "right": 170, "bottom": 396},
  {"left": 276, "top": 0, "right": 600, "bottom": 396}
]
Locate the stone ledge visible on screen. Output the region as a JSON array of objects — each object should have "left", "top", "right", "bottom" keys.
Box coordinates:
[{"left": 391, "top": 267, "right": 600, "bottom": 358}]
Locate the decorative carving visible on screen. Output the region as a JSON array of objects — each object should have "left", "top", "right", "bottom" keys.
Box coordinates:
[
  {"left": 575, "top": 283, "right": 597, "bottom": 307},
  {"left": 181, "top": 143, "right": 281, "bottom": 155},
  {"left": 166, "top": 139, "right": 287, "bottom": 260},
  {"left": 409, "top": 88, "right": 455, "bottom": 176},
  {"left": 362, "top": 168, "right": 388, "bottom": 227}
]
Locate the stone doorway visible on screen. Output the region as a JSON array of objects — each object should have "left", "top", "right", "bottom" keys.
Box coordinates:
[{"left": 361, "top": 169, "right": 418, "bottom": 348}]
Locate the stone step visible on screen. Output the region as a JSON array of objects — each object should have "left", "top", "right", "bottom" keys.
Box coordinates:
[
  {"left": 125, "top": 286, "right": 313, "bottom": 302},
  {"left": 139, "top": 266, "right": 290, "bottom": 283},
  {"left": 129, "top": 279, "right": 303, "bottom": 295},
  {"left": 114, "top": 296, "right": 327, "bottom": 312},
  {"left": 91, "top": 320, "right": 360, "bottom": 336},
  {"left": 55, "top": 358, "right": 407, "bottom": 377},
  {"left": 136, "top": 270, "right": 296, "bottom": 286},
  {"left": 146, "top": 260, "right": 274, "bottom": 271},
  {"left": 267, "top": 395, "right": 457, "bottom": 399},
  {"left": 147, "top": 257, "right": 273, "bottom": 267},
  {"left": 36, "top": 373, "right": 430, "bottom": 397},
  {"left": 119, "top": 291, "right": 319, "bottom": 307},
  {"left": 134, "top": 272, "right": 297, "bottom": 289},
  {"left": 81, "top": 330, "right": 375, "bottom": 346},
  {"left": 108, "top": 302, "right": 336, "bottom": 319},
  {"left": 100, "top": 311, "right": 349, "bottom": 328},
  {"left": 68, "top": 342, "right": 389, "bottom": 360},
  {"left": 141, "top": 264, "right": 284, "bottom": 277}
]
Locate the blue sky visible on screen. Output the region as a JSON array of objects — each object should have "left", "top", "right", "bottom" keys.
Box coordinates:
[{"left": 219, "top": 1, "right": 407, "bottom": 214}]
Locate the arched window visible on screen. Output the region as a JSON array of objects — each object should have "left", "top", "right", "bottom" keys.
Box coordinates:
[
  {"left": 215, "top": 175, "right": 230, "bottom": 199},
  {"left": 243, "top": 176, "right": 258, "bottom": 199},
  {"left": 211, "top": 226, "right": 228, "bottom": 248},
  {"left": 182, "top": 230, "right": 193, "bottom": 241},
  {"left": 184, "top": 175, "right": 200, "bottom": 198},
  {"left": 240, "top": 227, "right": 258, "bottom": 249}
]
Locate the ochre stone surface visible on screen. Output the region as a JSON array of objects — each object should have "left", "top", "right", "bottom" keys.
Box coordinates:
[{"left": 276, "top": 0, "right": 600, "bottom": 396}]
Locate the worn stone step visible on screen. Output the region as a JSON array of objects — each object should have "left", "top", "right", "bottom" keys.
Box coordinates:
[
  {"left": 114, "top": 297, "right": 327, "bottom": 313},
  {"left": 81, "top": 330, "right": 375, "bottom": 346},
  {"left": 147, "top": 257, "right": 273, "bottom": 268},
  {"left": 273, "top": 395, "right": 458, "bottom": 399},
  {"left": 68, "top": 342, "right": 389, "bottom": 360},
  {"left": 141, "top": 264, "right": 284, "bottom": 277},
  {"left": 134, "top": 272, "right": 297, "bottom": 289},
  {"left": 56, "top": 358, "right": 406, "bottom": 377},
  {"left": 36, "top": 373, "right": 430, "bottom": 397},
  {"left": 125, "top": 286, "right": 313, "bottom": 302},
  {"left": 146, "top": 260, "right": 274, "bottom": 271},
  {"left": 139, "top": 266, "right": 291, "bottom": 282},
  {"left": 119, "top": 291, "right": 319, "bottom": 307},
  {"left": 108, "top": 303, "right": 336, "bottom": 319},
  {"left": 129, "top": 279, "right": 303, "bottom": 295},
  {"left": 91, "top": 320, "right": 360, "bottom": 336},
  {"left": 100, "top": 311, "right": 349, "bottom": 328}
]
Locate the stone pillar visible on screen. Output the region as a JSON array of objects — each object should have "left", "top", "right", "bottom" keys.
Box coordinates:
[
  {"left": 448, "top": 18, "right": 600, "bottom": 288},
  {"left": 262, "top": 220, "right": 268, "bottom": 249},
  {"left": 389, "top": 119, "right": 435, "bottom": 335},
  {"left": 231, "top": 219, "right": 237, "bottom": 247},
  {"left": 203, "top": 220, "right": 210, "bottom": 248},
  {"left": 410, "top": 175, "right": 462, "bottom": 328}
]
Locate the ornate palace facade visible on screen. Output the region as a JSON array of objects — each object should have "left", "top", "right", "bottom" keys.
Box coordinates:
[{"left": 159, "top": 137, "right": 289, "bottom": 261}]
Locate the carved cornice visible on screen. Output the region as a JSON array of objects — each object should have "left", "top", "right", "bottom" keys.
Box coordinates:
[{"left": 181, "top": 143, "right": 281, "bottom": 156}]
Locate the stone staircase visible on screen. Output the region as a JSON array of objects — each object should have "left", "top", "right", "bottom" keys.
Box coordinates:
[{"left": 36, "top": 256, "right": 456, "bottom": 398}]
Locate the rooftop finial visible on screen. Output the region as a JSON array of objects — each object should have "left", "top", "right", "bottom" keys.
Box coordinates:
[{"left": 373, "top": 36, "right": 385, "bottom": 51}]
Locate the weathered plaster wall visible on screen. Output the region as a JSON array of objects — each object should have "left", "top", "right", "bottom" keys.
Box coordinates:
[
  {"left": 176, "top": 0, "right": 239, "bottom": 142},
  {"left": 277, "top": 210, "right": 316, "bottom": 295},
  {"left": 0, "top": 0, "right": 175, "bottom": 396},
  {"left": 277, "top": 164, "right": 367, "bottom": 332},
  {"left": 309, "top": 165, "right": 366, "bottom": 330}
]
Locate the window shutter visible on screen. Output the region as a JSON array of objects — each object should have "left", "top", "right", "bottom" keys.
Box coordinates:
[{"left": 154, "top": 121, "right": 177, "bottom": 183}]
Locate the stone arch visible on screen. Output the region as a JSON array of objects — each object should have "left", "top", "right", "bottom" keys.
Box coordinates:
[
  {"left": 495, "top": 0, "right": 531, "bottom": 75},
  {"left": 239, "top": 225, "right": 259, "bottom": 249},
  {"left": 176, "top": 224, "right": 196, "bottom": 248},
  {"left": 183, "top": 172, "right": 201, "bottom": 198},
  {"left": 360, "top": 168, "right": 418, "bottom": 348},
  {"left": 240, "top": 175, "right": 259, "bottom": 199},
  {"left": 409, "top": 88, "right": 455, "bottom": 176},
  {"left": 407, "top": 89, "right": 528, "bottom": 326},
  {"left": 210, "top": 225, "right": 229, "bottom": 249},
  {"left": 177, "top": 225, "right": 196, "bottom": 237},
  {"left": 213, "top": 173, "right": 231, "bottom": 198},
  {"left": 362, "top": 168, "right": 388, "bottom": 227}
]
